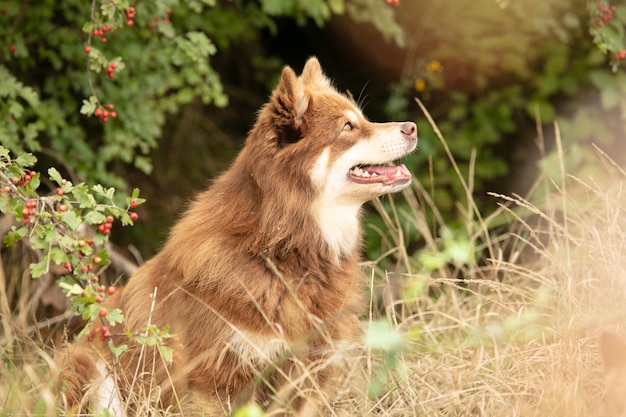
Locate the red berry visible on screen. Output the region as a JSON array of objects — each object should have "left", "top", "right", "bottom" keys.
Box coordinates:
[
  {"left": 110, "top": 111, "right": 117, "bottom": 118},
  {"left": 165, "top": 8, "right": 172, "bottom": 15},
  {"left": 95, "top": 108, "right": 103, "bottom": 117},
  {"left": 94, "top": 256, "right": 102, "bottom": 265},
  {"left": 107, "top": 286, "right": 116, "bottom": 296},
  {"left": 129, "top": 212, "right": 139, "bottom": 222},
  {"left": 11, "top": 177, "right": 19, "bottom": 185},
  {"left": 58, "top": 204, "right": 67, "bottom": 212},
  {"left": 129, "top": 199, "right": 138, "bottom": 208},
  {"left": 91, "top": 275, "right": 100, "bottom": 283},
  {"left": 107, "top": 103, "right": 114, "bottom": 110},
  {"left": 99, "top": 309, "right": 107, "bottom": 317},
  {"left": 22, "top": 207, "right": 29, "bottom": 216},
  {"left": 106, "top": 215, "right": 114, "bottom": 223},
  {"left": 56, "top": 187, "right": 64, "bottom": 196},
  {"left": 98, "top": 285, "right": 105, "bottom": 293},
  {"left": 3, "top": 186, "right": 10, "bottom": 193},
  {"left": 126, "top": 19, "right": 134, "bottom": 26},
  {"left": 9, "top": 44, "right": 15, "bottom": 53},
  {"left": 93, "top": 326, "right": 101, "bottom": 334},
  {"left": 64, "top": 262, "right": 72, "bottom": 270}
]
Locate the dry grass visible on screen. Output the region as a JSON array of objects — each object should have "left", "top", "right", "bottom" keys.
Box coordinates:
[{"left": 1, "top": 123, "right": 625, "bottom": 416}]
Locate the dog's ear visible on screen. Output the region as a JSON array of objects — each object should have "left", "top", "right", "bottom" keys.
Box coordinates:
[
  {"left": 300, "top": 57, "right": 331, "bottom": 89},
  {"left": 271, "top": 65, "right": 309, "bottom": 147}
]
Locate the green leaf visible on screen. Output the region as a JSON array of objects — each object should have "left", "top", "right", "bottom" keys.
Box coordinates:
[
  {"left": 105, "top": 308, "right": 124, "bottom": 326},
  {"left": 15, "top": 153, "right": 37, "bottom": 167},
  {"left": 159, "top": 345, "right": 174, "bottom": 363},
  {"left": 363, "top": 320, "right": 403, "bottom": 352},
  {"left": 61, "top": 210, "right": 82, "bottom": 231},
  {"left": 109, "top": 342, "right": 128, "bottom": 358},
  {"left": 232, "top": 404, "right": 265, "bottom": 417},
  {"left": 3, "top": 226, "right": 28, "bottom": 247},
  {"left": 48, "top": 167, "right": 63, "bottom": 184},
  {"left": 84, "top": 210, "right": 107, "bottom": 225},
  {"left": 80, "top": 96, "right": 98, "bottom": 115},
  {"left": 30, "top": 260, "right": 48, "bottom": 278}
]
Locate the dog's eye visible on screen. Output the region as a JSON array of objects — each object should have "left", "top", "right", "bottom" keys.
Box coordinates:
[{"left": 343, "top": 121, "right": 354, "bottom": 131}]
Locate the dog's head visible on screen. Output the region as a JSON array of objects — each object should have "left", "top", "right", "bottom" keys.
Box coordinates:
[
  {"left": 250, "top": 57, "right": 417, "bottom": 204},
  {"left": 245, "top": 58, "right": 417, "bottom": 260}
]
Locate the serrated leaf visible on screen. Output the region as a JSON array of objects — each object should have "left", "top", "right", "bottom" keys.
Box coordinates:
[
  {"left": 159, "top": 345, "right": 174, "bottom": 363},
  {"left": 3, "top": 226, "right": 28, "bottom": 247},
  {"left": 92, "top": 184, "right": 115, "bottom": 200},
  {"left": 61, "top": 210, "right": 82, "bottom": 231},
  {"left": 109, "top": 342, "right": 128, "bottom": 358},
  {"left": 106, "top": 308, "right": 124, "bottom": 326},
  {"left": 84, "top": 210, "right": 107, "bottom": 225},
  {"left": 80, "top": 97, "right": 98, "bottom": 115},
  {"left": 48, "top": 167, "right": 63, "bottom": 184},
  {"left": 30, "top": 260, "right": 48, "bottom": 278},
  {"left": 58, "top": 281, "right": 85, "bottom": 296},
  {"left": 49, "top": 247, "right": 68, "bottom": 265},
  {"left": 15, "top": 153, "right": 37, "bottom": 167}
]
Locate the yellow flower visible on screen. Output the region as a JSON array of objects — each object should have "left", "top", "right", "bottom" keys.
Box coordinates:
[
  {"left": 414, "top": 78, "right": 426, "bottom": 92},
  {"left": 426, "top": 60, "right": 443, "bottom": 73}
]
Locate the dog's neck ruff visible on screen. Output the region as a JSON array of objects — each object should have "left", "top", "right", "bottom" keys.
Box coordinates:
[{"left": 312, "top": 200, "right": 361, "bottom": 264}]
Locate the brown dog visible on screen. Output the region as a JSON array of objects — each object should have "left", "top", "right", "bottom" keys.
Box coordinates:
[{"left": 60, "top": 57, "right": 417, "bottom": 416}]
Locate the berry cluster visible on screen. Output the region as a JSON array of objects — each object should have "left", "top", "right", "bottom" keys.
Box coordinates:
[
  {"left": 93, "top": 25, "right": 113, "bottom": 43},
  {"left": 9, "top": 170, "right": 37, "bottom": 188},
  {"left": 88, "top": 325, "right": 112, "bottom": 342},
  {"left": 149, "top": 7, "right": 172, "bottom": 28},
  {"left": 592, "top": 0, "right": 617, "bottom": 27},
  {"left": 21, "top": 200, "right": 38, "bottom": 224},
  {"left": 614, "top": 50, "right": 626, "bottom": 61},
  {"left": 97, "top": 215, "right": 115, "bottom": 235},
  {"left": 126, "top": 6, "right": 136, "bottom": 27},
  {"left": 129, "top": 199, "right": 139, "bottom": 221},
  {"left": 94, "top": 103, "right": 118, "bottom": 123},
  {"left": 105, "top": 62, "right": 118, "bottom": 79}
]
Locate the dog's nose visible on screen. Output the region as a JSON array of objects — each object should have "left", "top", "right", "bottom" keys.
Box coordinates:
[{"left": 401, "top": 121, "right": 417, "bottom": 140}]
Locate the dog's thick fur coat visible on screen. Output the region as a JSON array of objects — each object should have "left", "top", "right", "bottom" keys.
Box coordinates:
[{"left": 60, "top": 57, "right": 417, "bottom": 415}]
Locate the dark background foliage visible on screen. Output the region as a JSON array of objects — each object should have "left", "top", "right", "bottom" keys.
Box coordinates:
[{"left": 1, "top": 0, "right": 625, "bottom": 260}]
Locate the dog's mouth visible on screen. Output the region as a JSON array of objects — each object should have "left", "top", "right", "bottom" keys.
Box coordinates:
[{"left": 348, "top": 164, "right": 412, "bottom": 186}]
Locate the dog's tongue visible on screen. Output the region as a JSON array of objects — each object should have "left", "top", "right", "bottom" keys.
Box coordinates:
[{"left": 349, "top": 164, "right": 412, "bottom": 185}]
